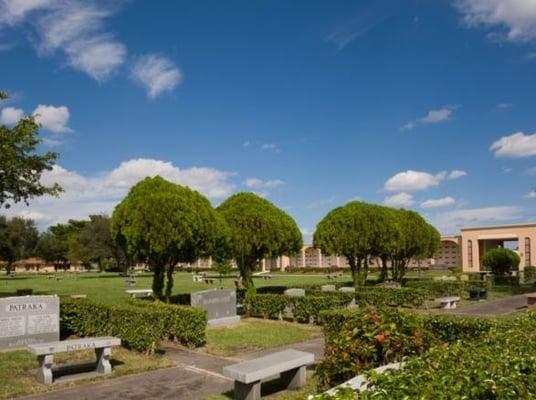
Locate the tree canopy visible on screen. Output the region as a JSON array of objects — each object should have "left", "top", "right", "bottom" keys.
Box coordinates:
[
  {"left": 482, "top": 247, "right": 520, "bottom": 276},
  {"left": 0, "top": 91, "right": 62, "bottom": 208},
  {"left": 0, "top": 216, "right": 39, "bottom": 274},
  {"left": 111, "top": 176, "right": 224, "bottom": 299},
  {"left": 314, "top": 201, "right": 440, "bottom": 287},
  {"left": 216, "top": 192, "right": 302, "bottom": 295}
]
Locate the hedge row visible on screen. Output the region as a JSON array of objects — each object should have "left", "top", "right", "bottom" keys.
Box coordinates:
[
  {"left": 61, "top": 299, "right": 207, "bottom": 353},
  {"left": 405, "top": 279, "right": 465, "bottom": 297},
  {"left": 356, "top": 313, "right": 536, "bottom": 399},
  {"left": 246, "top": 288, "right": 428, "bottom": 324},
  {"left": 317, "top": 307, "right": 495, "bottom": 388}
]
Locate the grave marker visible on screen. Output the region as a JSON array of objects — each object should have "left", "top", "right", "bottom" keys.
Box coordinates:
[{"left": 191, "top": 289, "right": 240, "bottom": 326}]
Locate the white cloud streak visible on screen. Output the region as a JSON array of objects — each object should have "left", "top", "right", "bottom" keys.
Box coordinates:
[
  {"left": 0, "top": 107, "right": 24, "bottom": 125},
  {"left": 384, "top": 169, "right": 466, "bottom": 192},
  {"left": 402, "top": 106, "right": 455, "bottom": 130},
  {"left": 130, "top": 54, "right": 182, "bottom": 99},
  {"left": 455, "top": 0, "right": 536, "bottom": 42},
  {"left": 490, "top": 132, "right": 536, "bottom": 158},
  {"left": 383, "top": 192, "right": 414, "bottom": 207},
  {"left": 421, "top": 196, "right": 456, "bottom": 208}
]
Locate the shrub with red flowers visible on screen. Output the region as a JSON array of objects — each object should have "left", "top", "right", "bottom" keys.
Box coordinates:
[{"left": 316, "top": 308, "right": 428, "bottom": 389}]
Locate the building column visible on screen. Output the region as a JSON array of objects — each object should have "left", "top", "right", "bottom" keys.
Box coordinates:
[
  {"left": 300, "top": 249, "right": 306, "bottom": 268},
  {"left": 261, "top": 259, "right": 267, "bottom": 272},
  {"left": 317, "top": 249, "right": 323, "bottom": 268}
]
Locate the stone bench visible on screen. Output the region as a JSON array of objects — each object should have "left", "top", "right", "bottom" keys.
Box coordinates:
[
  {"left": 222, "top": 349, "right": 314, "bottom": 400},
  {"left": 125, "top": 289, "right": 153, "bottom": 298},
  {"left": 527, "top": 293, "right": 536, "bottom": 308},
  {"left": 28, "top": 336, "right": 121, "bottom": 384},
  {"left": 435, "top": 296, "right": 461, "bottom": 309}
]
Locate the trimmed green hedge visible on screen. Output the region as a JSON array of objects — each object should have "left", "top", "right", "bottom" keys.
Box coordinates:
[
  {"left": 317, "top": 308, "right": 498, "bottom": 388},
  {"left": 61, "top": 299, "right": 207, "bottom": 353},
  {"left": 357, "top": 313, "right": 536, "bottom": 399},
  {"left": 405, "top": 279, "right": 465, "bottom": 297}
]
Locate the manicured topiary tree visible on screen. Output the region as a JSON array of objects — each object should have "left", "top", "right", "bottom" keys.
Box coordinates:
[
  {"left": 390, "top": 209, "right": 439, "bottom": 282},
  {"left": 216, "top": 193, "right": 302, "bottom": 297},
  {"left": 482, "top": 248, "right": 520, "bottom": 277},
  {"left": 111, "top": 176, "right": 224, "bottom": 300},
  {"left": 314, "top": 201, "right": 380, "bottom": 288}
]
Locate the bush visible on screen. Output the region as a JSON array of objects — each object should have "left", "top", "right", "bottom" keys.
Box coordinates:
[
  {"left": 482, "top": 248, "right": 520, "bottom": 276},
  {"left": 61, "top": 299, "right": 207, "bottom": 352},
  {"left": 357, "top": 313, "right": 536, "bottom": 399},
  {"left": 133, "top": 301, "right": 207, "bottom": 347},
  {"left": 317, "top": 309, "right": 499, "bottom": 389},
  {"left": 317, "top": 308, "right": 427, "bottom": 389},
  {"left": 525, "top": 266, "right": 536, "bottom": 283}
]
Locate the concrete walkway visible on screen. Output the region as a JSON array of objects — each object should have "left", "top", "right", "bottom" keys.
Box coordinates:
[
  {"left": 20, "top": 338, "right": 324, "bottom": 400},
  {"left": 445, "top": 294, "right": 528, "bottom": 317}
]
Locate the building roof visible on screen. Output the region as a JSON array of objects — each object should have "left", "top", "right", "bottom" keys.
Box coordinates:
[{"left": 460, "top": 222, "right": 536, "bottom": 231}]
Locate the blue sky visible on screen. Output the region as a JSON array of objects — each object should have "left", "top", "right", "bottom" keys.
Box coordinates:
[{"left": 2, "top": 0, "right": 536, "bottom": 239}]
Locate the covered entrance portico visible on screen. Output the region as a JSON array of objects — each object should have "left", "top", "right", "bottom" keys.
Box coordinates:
[{"left": 461, "top": 223, "right": 536, "bottom": 272}]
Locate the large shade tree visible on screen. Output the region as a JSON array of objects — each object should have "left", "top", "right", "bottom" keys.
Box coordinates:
[
  {"left": 216, "top": 193, "right": 302, "bottom": 296},
  {"left": 111, "top": 176, "right": 224, "bottom": 300},
  {"left": 0, "top": 91, "right": 61, "bottom": 208},
  {"left": 0, "top": 216, "right": 39, "bottom": 274}
]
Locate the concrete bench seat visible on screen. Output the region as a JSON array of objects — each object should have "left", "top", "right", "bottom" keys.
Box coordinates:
[
  {"left": 222, "top": 349, "right": 314, "bottom": 400},
  {"left": 527, "top": 293, "right": 536, "bottom": 308},
  {"left": 28, "top": 336, "right": 121, "bottom": 385},
  {"left": 125, "top": 289, "right": 153, "bottom": 298},
  {"left": 435, "top": 296, "right": 461, "bottom": 309}
]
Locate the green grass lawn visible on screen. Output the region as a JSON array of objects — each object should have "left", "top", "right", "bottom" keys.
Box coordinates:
[
  {"left": 0, "top": 344, "right": 173, "bottom": 400},
  {"left": 203, "top": 318, "right": 322, "bottom": 357},
  {"left": 0, "top": 272, "right": 347, "bottom": 303}
]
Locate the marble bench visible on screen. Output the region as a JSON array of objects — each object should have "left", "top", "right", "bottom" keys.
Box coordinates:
[
  {"left": 28, "top": 336, "right": 121, "bottom": 384},
  {"left": 222, "top": 349, "right": 314, "bottom": 400},
  {"left": 435, "top": 296, "right": 461, "bottom": 309},
  {"left": 125, "top": 289, "right": 153, "bottom": 298}
]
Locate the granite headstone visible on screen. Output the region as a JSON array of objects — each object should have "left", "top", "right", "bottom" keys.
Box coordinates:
[
  {"left": 321, "top": 285, "right": 336, "bottom": 292},
  {"left": 0, "top": 295, "right": 59, "bottom": 351},
  {"left": 191, "top": 289, "right": 240, "bottom": 327},
  {"left": 284, "top": 288, "right": 306, "bottom": 297}
]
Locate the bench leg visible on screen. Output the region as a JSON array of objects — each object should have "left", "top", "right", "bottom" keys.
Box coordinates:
[
  {"left": 95, "top": 347, "right": 112, "bottom": 374},
  {"left": 281, "top": 366, "right": 307, "bottom": 390},
  {"left": 37, "top": 354, "right": 54, "bottom": 385},
  {"left": 234, "top": 380, "right": 261, "bottom": 400}
]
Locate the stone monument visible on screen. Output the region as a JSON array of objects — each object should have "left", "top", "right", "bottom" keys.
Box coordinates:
[
  {"left": 284, "top": 288, "right": 305, "bottom": 297},
  {"left": 191, "top": 289, "right": 240, "bottom": 327},
  {"left": 0, "top": 295, "right": 59, "bottom": 351}
]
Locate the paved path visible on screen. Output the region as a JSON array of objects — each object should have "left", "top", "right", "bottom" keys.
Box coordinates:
[
  {"left": 445, "top": 294, "right": 528, "bottom": 317},
  {"left": 20, "top": 338, "right": 324, "bottom": 400}
]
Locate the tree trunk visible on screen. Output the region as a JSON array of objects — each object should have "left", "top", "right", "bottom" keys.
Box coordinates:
[
  {"left": 5, "top": 261, "right": 13, "bottom": 275},
  {"left": 152, "top": 263, "right": 165, "bottom": 300},
  {"left": 165, "top": 262, "right": 174, "bottom": 301},
  {"left": 379, "top": 257, "right": 388, "bottom": 282}
]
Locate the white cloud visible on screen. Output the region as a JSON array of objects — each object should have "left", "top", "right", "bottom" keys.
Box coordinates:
[
  {"left": 383, "top": 192, "right": 414, "bottom": 207},
  {"left": 261, "top": 143, "right": 279, "bottom": 152},
  {"left": 447, "top": 170, "right": 467, "bottom": 180},
  {"left": 384, "top": 169, "right": 466, "bottom": 192},
  {"left": 421, "top": 196, "right": 456, "bottom": 208},
  {"left": 432, "top": 206, "right": 522, "bottom": 234},
  {"left": 243, "top": 178, "right": 285, "bottom": 190},
  {"left": 490, "top": 132, "right": 536, "bottom": 158},
  {"left": 455, "top": 0, "right": 536, "bottom": 42},
  {"left": 524, "top": 191, "right": 536, "bottom": 198},
  {"left": 0, "top": 1, "right": 127, "bottom": 81},
  {"left": 496, "top": 102, "right": 515, "bottom": 110},
  {"left": 130, "top": 54, "right": 182, "bottom": 99},
  {"left": 32, "top": 104, "right": 72, "bottom": 133},
  {"left": 402, "top": 106, "right": 455, "bottom": 130},
  {"left": 0, "top": 107, "right": 24, "bottom": 125},
  {"left": 4, "top": 159, "right": 236, "bottom": 227}
]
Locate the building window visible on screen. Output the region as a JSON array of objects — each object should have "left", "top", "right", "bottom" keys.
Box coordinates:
[
  {"left": 526, "top": 238, "right": 531, "bottom": 267},
  {"left": 467, "top": 240, "right": 473, "bottom": 268}
]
